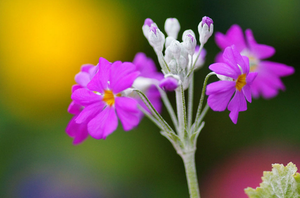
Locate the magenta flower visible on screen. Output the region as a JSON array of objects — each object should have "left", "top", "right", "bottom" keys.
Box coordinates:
[
  {"left": 71, "top": 58, "right": 140, "bottom": 139},
  {"left": 132, "top": 52, "right": 163, "bottom": 117},
  {"left": 215, "top": 24, "right": 294, "bottom": 99},
  {"left": 206, "top": 45, "right": 257, "bottom": 124},
  {"left": 66, "top": 64, "right": 98, "bottom": 145}
]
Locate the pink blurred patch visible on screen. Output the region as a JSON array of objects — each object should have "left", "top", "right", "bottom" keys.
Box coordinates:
[{"left": 201, "top": 143, "right": 300, "bottom": 198}]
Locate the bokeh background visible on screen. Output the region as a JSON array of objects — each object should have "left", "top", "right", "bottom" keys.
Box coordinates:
[{"left": 0, "top": 0, "right": 299, "bottom": 197}]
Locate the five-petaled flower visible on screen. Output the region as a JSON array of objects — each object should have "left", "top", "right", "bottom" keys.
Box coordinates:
[
  {"left": 215, "top": 24, "right": 294, "bottom": 99},
  {"left": 206, "top": 45, "right": 258, "bottom": 124},
  {"left": 71, "top": 58, "right": 140, "bottom": 139}
]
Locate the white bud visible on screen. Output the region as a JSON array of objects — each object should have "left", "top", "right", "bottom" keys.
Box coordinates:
[
  {"left": 198, "top": 16, "right": 214, "bottom": 45},
  {"left": 148, "top": 26, "right": 165, "bottom": 52},
  {"left": 178, "top": 55, "right": 188, "bottom": 70},
  {"left": 182, "top": 29, "right": 197, "bottom": 55},
  {"left": 164, "top": 18, "right": 181, "bottom": 39},
  {"left": 165, "top": 36, "right": 175, "bottom": 48},
  {"left": 142, "top": 18, "right": 157, "bottom": 39},
  {"left": 168, "top": 59, "right": 177, "bottom": 73},
  {"left": 167, "top": 40, "right": 181, "bottom": 59}
]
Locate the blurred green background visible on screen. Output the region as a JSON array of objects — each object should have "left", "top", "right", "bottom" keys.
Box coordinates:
[{"left": 0, "top": 0, "right": 299, "bottom": 197}]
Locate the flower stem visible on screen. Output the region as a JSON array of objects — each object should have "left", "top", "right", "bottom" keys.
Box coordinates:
[
  {"left": 181, "top": 151, "right": 200, "bottom": 198},
  {"left": 194, "top": 72, "right": 214, "bottom": 131},
  {"left": 175, "top": 85, "right": 187, "bottom": 138},
  {"left": 187, "top": 72, "right": 194, "bottom": 131}
]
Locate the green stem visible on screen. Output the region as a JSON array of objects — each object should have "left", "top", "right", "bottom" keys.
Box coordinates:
[
  {"left": 134, "top": 89, "right": 174, "bottom": 134},
  {"left": 155, "top": 85, "right": 178, "bottom": 131},
  {"left": 181, "top": 151, "right": 200, "bottom": 198},
  {"left": 175, "top": 85, "right": 187, "bottom": 138},
  {"left": 194, "top": 72, "right": 214, "bottom": 132},
  {"left": 187, "top": 73, "right": 194, "bottom": 131}
]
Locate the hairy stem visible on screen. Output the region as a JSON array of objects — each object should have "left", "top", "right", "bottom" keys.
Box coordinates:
[
  {"left": 175, "top": 85, "right": 187, "bottom": 137},
  {"left": 181, "top": 151, "right": 200, "bottom": 198},
  {"left": 187, "top": 73, "right": 194, "bottom": 131}
]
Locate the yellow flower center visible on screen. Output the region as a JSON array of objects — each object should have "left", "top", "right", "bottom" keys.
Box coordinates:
[
  {"left": 235, "top": 74, "right": 247, "bottom": 91},
  {"left": 241, "top": 50, "right": 259, "bottom": 72},
  {"left": 102, "top": 90, "right": 119, "bottom": 106}
]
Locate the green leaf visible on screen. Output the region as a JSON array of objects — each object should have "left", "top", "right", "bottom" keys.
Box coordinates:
[{"left": 245, "top": 162, "right": 300, "bottom": 198}]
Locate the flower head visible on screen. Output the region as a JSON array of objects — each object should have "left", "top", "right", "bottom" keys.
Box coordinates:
[
  {"left": 71, "top": 58, "right": 140, "bottom": 139},
  {"left": 206, "top": 45, "right": 257, "bottom": 124},
  {"left": 215, "top": 24, "right": 294, "bottom": 99}
]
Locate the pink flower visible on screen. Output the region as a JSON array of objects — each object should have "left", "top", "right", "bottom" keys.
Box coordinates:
[
  {"left": 206, "top": 45, "right": 257, "bottom": 124},
  {"left": 66, "top": 64, "right": 98, "bottom": 145},
  {"left": 215, "top": 24, "right": 294, "bottom": 99},
  {"left": 71, "top": 58, "right": 140, "bottom": 139},
  {"left": 132, "top": 52, "right": 163, "bottom": 117}
]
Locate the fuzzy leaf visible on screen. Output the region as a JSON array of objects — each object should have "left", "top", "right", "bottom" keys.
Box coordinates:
[{"left": 245, "top": 162, "right": 300, "bottom": 198}]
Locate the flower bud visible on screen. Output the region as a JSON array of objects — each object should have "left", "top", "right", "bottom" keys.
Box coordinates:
[
  {"left": 159, "top": 75, "right": 180, "bottom": 91},
  {"left": 165, "top": 36, "right": 175, "bottom": 48},
  {"left": 182, "top": 29, "right": 197, "bottom": 55},
  {"left": 142, "top": 18, "right": 157, "bottom": 39},
  {"left": 167, "top": 40, "right": 181, "bottom": 59},
  {"left": 198, "top": 16, "right": 214, "bottom": 45},
  {"left": 148, "top": 26, "right": 165, "bottom": 52},
  {"left": 178, "top": 55, "right": 188, "bottom": 70},
  {"left": 164, "top": 18, "right": 180, "bottom": 39}
]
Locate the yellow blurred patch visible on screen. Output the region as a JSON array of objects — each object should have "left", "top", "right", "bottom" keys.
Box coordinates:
[{"left": 0, "top": 0, "right": 137, "bottom": 119}]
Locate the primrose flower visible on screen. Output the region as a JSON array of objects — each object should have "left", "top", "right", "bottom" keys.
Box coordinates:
[
  {"left": 206, "top": 45, "right": 257, "bottom": 124},
  {"left": 71, "top": 58, "right": 140, "bottom": 139},
  {"left": 132, "top": 52, "right": 163, "bottom": 117},
  {"left": 66, "top": 64, "right": 98, "bottom": 145},
  {"left": 215, "top": 24, "right": 294, "bottom": 99}
]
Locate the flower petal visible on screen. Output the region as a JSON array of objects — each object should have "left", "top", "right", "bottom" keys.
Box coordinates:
[
  {"left": 109, "top": 62, "right": 140, "bottom": 93},
  {"left": 252, "top": 72, "right": 285, "bottom": 99},
  {"left": 223, "top": 45, "right": 248, "bottom": 75},
  {"left": 245, "top": 29, "right": 275, "bottom": 59},
  {"left": 215, "top": 24, "right": 247, "bottom": 51},
  {"left": 87, "top": 57, "right": 111, "bottom": 93},
  {"left": 228, "top": 91, "right": 247, "bottom": 124},
  {"left": 75, "top": 102, "right": 104, "bottom": 124},
  {"left": 242, "top": 84, "right": 252, "bottom": 103},
  {"left": 75, "top": 72, "right": 90, "bottom": 88},
  {"left": 115, "top": 97, "right": 140, "bottom": 131},
  {"left": 66, "top": 116, "right": 89, "bottom": 145},
  {"left": 246, "top": 72, "right": 258, "bottom": 84},
  {"left": 209, "top": 62, "right": 239, "bottom": 79},
  {"left": 71, "top": 84, "right": 82, "bottom": 93},
  {"left": 80, "top": 64, "right": 94, "bottom": 73},
  {"left": 88, "top": 107, "right": 118, "bottom": 139},
  {"left": 71, "top": 88, "right": 102, "bottom": 106},
  {"left": 206, "top": 80, "right": 236, "bottom": 95},
  {"left": 207, "top": 81, "right": 236, "bottom": 111},
  {"left": 67, "top": 101, "right": 82, "bottom": 115},
  {"left": 259, "top": 61, "right": 295, "bottom": 77}
]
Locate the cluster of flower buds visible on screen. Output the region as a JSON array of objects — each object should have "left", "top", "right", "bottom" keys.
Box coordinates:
[{"left": 142, "top": 16, "right": 213, "bottom": 91}]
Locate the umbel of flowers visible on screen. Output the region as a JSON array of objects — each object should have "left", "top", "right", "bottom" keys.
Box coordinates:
[{"left": 66, "top": 16, "right": 294, "bottom": 198}]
